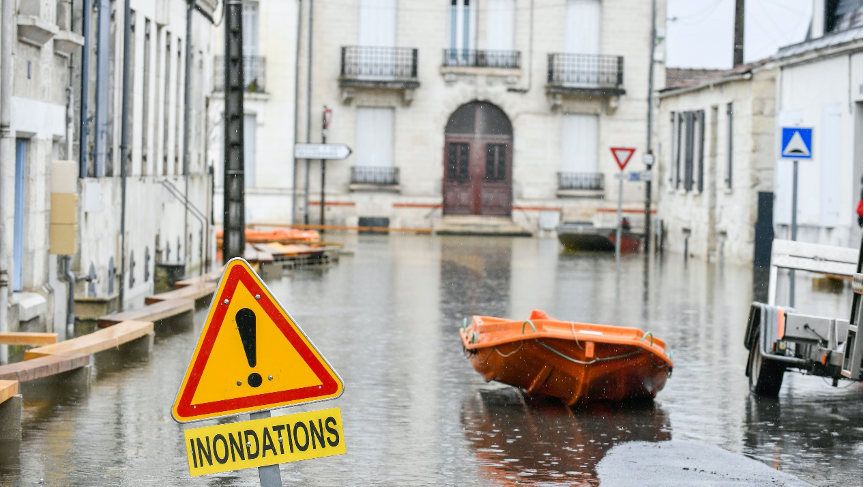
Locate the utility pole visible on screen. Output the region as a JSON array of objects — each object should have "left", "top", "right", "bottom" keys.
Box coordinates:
[
  {"left": 222, "top": 0, "right": 246, "bottom": 262},
  {"left": 0, "top": 0, "right": 14, "bottom": 363},
  {"left": 643, "top": 0, "right": 656, "bottom": 252},
  {"left": 118, "top": 0, "right": 132, "bottom": 311},
  {"left": 733, "top": 0, "right": 745, "bottom": 66}
]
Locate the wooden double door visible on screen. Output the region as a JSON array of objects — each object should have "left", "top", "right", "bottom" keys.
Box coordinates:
[{"left": 442, "top": 102, "right": 513, "bottom": 216}]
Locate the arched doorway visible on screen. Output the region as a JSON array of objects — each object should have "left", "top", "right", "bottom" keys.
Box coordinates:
[{"left": 443, "top": 102, "right": 513, "bottom": 216}]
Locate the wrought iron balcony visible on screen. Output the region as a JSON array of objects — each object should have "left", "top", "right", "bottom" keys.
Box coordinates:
[
  {"left": 340, "top": 46, "right": 419, "bottom": 89},
  {"left": 547, "top": 54, "right": 624, "bottom": 95},
  {"left": 351, "top": 166, "right": 400, "bottom": 186},
  {"left": 213, "top": 55, "right": 266, "bottom": 93},
  {"left": 442, "top": 49, "right": 521, "bottom": 69},
  {"left": 558, "top": 172, "right": 604, "bottom": 191}
]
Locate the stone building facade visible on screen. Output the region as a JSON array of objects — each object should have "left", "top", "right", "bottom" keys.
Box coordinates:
[
  {"left": 245, "top": 0, "right": 667, "bottom": 234},
  {"left": 656, "top": 63, "right": 778, "bottom": 264}
]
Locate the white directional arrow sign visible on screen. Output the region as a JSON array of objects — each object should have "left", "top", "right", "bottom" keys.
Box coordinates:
[{"left": 294, "top": 143, "right": 353, "bottom": 160}]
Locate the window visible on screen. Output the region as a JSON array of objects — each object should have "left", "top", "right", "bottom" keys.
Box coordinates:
[
  {"left": 565, "top": 0, "right": 600, "bottom": 55},
  {"left": 128, "top": 10, "right": 136, "bottom": 177},
  {"left": 359, "top": 0, "right": 395, "bottom": 47},
  {"left": 725, "top": 102, "right": 733, "bottom": 189},
  {"left": 448, "top": 0, "right": 476, "bottom": 64},
  {"left": 163, "top": 33, "right": 171, "bottom": 175},
  {"left": 672, "top": 110, "right": 705, "bottom": 192},
  {"left": 668, "top": 111, "right": 675, "bottom": 187},
  {"left": 175, "top": 38, "right": 183, "bottom": 175},
  {"left": 242, "top": 1, "right": 258, "bottom": 57},
  {"left": 486, "top": 0, "right": 515, "bottom": 52},
  {"left": 447, "top": 143, "right": 470, "bottom": 181},
  {"left": 485, "top": 144, "right": 507, "bottom": 181},
  {"left": 141, "top": 18, "right": 151, "bottom": 176},
  {"left": 355, "top": 107, "right": 395, "bottom": 169},
  {"left": 561, "top": 113, "right": 599, "bottom": 173}
]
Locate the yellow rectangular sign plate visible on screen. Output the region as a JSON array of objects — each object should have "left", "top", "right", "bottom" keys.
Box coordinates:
[{"left": 184, "top": 407, "right": 346, "bottom": 476}]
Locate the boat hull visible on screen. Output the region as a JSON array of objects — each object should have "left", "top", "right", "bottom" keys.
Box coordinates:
[
  {"left": 460, "top": 311, "right": 673, "bottom": 405},
  {"left": 556, "top": 224, "right": 643, "bottom": 253}
]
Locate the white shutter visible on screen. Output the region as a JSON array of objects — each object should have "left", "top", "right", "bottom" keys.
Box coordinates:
[
  {"left": 486, "top": 0, "right": 514, "bottom": 51},
  {"left": 244, "top": 114, "right": 256, "bottom": 188},
  {"left": 359, "top": 0, "right": 395, "bottom": 47},
  {"left": 242, "top": 2, "right": 259, "bottom": 56},
  {"left": 356, "top": 107, "right": 394, "bottom": 167},
  {"left": 565, "top": 0, "right": 600, "bottom": 54},
  {"left": 561, "top": 114, "right": 599, "bottom": 173},
  {"left": 820, "top": 104, "right": 842, "bottom": 226}
]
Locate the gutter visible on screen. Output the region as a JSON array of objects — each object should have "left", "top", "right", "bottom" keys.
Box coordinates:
[{"left": 0, "top": 0, "right": 14, "bottom": 363}]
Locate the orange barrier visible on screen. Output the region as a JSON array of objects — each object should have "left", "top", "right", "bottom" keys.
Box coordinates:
[{"left": 460, "top": 309, "right": 673, "bottom": 405}]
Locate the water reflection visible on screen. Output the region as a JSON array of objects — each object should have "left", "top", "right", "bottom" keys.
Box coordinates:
[{"left": 461, "top": 385, "right": 670, "bottom": 486}]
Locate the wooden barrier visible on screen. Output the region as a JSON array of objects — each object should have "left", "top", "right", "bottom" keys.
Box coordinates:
[
  {"left": 0, "top": 380, "right": 18, "bottom": 404},
  {"left": 97, "top": 299, "right": 195, "bottom": 328},
  {"left": 0, "top": 332, "right": 58, "bottom": 346},
  {"left": 144, "top": 282, "right": 217, "bottom": 306},
  {"left": 24, "top": 321, "right": 154, "bottom": 360},
  {"left": 0, "top": 353, "right": 90, "bottom": 382}
]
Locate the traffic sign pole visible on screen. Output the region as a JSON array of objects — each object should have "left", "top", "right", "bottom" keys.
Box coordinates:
[
  {"left": 790, "top": 159, "right": 798, "bottom": 307},
  {"left": 615, "top": 176, "right": 624, "bottom": 260},
  {"left": 251, "top": 410, "right": 282, "bottom": 487}
]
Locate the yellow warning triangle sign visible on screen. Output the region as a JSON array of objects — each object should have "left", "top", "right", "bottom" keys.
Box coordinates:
[{"left": 172, "top": 258, "right": 343, "bottom": 422}]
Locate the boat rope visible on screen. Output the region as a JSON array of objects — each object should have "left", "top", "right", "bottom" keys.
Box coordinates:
[
  {"left": 478, "top": 347, "right": 495, "bottom": 363},
  {"left": 570, "top": 322, "right": 585, "bottom": 350},
  {"left": 641, "top": 331, "right": 654, "bottom": 347},
  {"left": 522, "top": 320, "right": 537, "bottom": 334},
  {"left": 494, "top": 342, "right": 524, "bottom": 358},
  {"left": 535, "top": 340, "right": 641, "bottom": 365}
]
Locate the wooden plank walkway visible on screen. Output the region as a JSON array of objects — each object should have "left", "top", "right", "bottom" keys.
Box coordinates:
[
  {"left": 174, "top": 268, "right": 224, "bottom": 289},
  {"left": 0, "top": 353, "right": 90, "bottom": 382},
  {"left": 144, "top": 281, "right": 217, "bottom": 306},
  {"left": 0, "top": 332, "right": 58, "bottom": 345},
  {"left": 24, "top": 321, "right": 154, "bottom": 360},
  {"left": 97, "top": 298, "right": 194, "bottom": 328},
  {"left": 0, "top": 380, "right": 18, "bottom": 404}
]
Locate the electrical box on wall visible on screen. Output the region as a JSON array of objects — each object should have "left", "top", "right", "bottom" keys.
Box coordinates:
[{"left": 49, "top": 160, "right": 78, "bottom": 255}]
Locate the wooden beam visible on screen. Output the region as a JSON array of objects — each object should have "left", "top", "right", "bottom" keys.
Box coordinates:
[
  {"left": 0, "top": 380, "right": 18, "bottom": 404},
  {"left": 24, "top": 321, "right": 154, "bottom": 360},
  {"left": 0, "top": 332, "right": 58, "bottom": 346},
  {"left": 97, "top": 299, "right": 195, "bottom": 328},
  {"left": 145, "top": 282, "right": 217, "bottom": 305},
  {"left": 0, "top": 353, "right": 90, "bottom": 382}
]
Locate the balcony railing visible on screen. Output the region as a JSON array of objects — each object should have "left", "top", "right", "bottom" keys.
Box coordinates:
[
  {"left": 214, "top": 55, "right": 266, "bottom": 93},
  {"left": 341, "top": 46, "right": 418, "bottom": 81},
  {"left": 547, "top": 53, "right": 623, "bottom": 92},
  {"left": 351, "top": 166, "right": 400, "bottom": 186},
  {"left": 442, "top": 49, "right": 521, "bottom": 69},
  {"left": 558, "top": 172, "right": 604, "bottom": 191}
]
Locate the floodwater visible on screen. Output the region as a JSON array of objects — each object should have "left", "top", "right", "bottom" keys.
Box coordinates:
[{"left": 1, "top": 235, "right": 861, "bottom": 486}]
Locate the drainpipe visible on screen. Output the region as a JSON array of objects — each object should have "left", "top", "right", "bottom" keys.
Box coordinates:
[
  {"left": 292, "top": 0, "right": 302, "bottom": 224},
  {"left": 118, "top": 0, "right": 132, "bottom": 311},
  {"left": 64, "top": 256, "right": 75, "bottom": 326},
  {"left": 0, "top": 0, "right": 15, "bottom": 364},
  {"left": 183, "top": 0, "right": 192, "bottom": 273},
  {"left": 79, "top": 0, "right": 91, "bottom": 177},
  {"left": 303, "top": 0, "right": 313, "bottom": 225}
]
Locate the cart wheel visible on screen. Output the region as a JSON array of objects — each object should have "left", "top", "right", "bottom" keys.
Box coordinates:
[{"left": 748, "top": 332, "right": 785, "bottom": 397}]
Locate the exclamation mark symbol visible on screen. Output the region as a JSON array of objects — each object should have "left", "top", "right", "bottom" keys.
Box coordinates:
[{"left": 236, "top": 308, "right": 263, "bottom": 387}]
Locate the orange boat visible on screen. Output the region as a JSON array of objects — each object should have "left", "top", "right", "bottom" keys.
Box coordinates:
[
  {"left": 459, "top": 310, "right": 673, "bottom": 405},
  {"left": 215, "top": 228, "right": 321, "bottom": 244}
]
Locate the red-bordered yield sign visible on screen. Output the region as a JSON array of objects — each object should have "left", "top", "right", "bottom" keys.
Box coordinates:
[
  {"left": 610, "top": 147, "right": 636, "bottom": 171},
  {"left": 172, "top": 258, "right": 344, "bottom": 422}
]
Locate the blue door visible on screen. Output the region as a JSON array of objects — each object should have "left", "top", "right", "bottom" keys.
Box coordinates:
[{"left": 13, "top": 139, "right": 25, "bottom": 291}]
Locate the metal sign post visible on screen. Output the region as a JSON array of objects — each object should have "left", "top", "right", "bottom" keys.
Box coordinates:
[
  {"left": 320, "top": 106, "right": 332, "bottom": 229},
  {"left": 610, "top": 148, "right": 636, "bottom": 260},
  {"left": 780, "top": 127, "right": 813, "bottom": 308}
]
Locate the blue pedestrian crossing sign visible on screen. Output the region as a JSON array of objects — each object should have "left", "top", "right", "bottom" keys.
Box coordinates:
[{"left": 780, "top": 127, "right": 813, "bottom": 159}]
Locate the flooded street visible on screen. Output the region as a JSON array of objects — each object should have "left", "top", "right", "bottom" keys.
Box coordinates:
[{"left": 1, "top": 234, "right": 861, "bottom": 486}]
